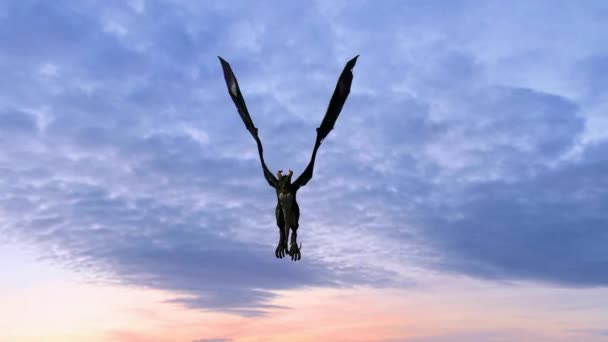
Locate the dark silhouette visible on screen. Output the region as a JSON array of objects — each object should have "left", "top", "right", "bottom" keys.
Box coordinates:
[{"left": 218, "top": 55, "right": 358, "bottom": 261}]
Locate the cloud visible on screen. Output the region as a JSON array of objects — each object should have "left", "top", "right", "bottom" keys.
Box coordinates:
[
  {"left": 0, "top": 124, "right": 398, "bottom": 314},
  {"left": 0, "top": 0, "right": 403, "bottom": 315},
  {"left": 411, "top": 139, "right": 608, "bottom": 286},
  {"left": 400, "top": 329, "right": 561, "bottom": 342},
  {"left": 1, "top": 0, "right": 607, "bottom": 320},
  {"left": 0, "top": 108, "right": 37, "bottom": 134}
]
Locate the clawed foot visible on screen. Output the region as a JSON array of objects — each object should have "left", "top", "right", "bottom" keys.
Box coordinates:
[
  {"left": 275, "top": 241, "right": 289, "bottom": 259},
  {"left": 288, "top": 242, "right": 302, "bottom": 261}
]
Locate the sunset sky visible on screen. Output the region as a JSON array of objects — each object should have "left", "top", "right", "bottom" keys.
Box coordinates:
[{"left": 1, "top": 1, "right": 608, "bottom": 341}]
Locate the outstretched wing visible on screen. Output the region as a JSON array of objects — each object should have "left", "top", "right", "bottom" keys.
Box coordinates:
[
  {"left": 293, "top": 55, "right": 359, "bottom": 190},
  {"left": 218, "top": 56, "right": 278, "bottom": 188}
]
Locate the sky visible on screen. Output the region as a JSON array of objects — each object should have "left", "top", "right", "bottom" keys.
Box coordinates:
[{"left": 1, "top": 1, "right": 607, "bottom": 341}]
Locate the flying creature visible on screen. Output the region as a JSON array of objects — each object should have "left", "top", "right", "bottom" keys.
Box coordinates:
[{"left": 218, "top": 55, "right": 358, "bottom": 261}]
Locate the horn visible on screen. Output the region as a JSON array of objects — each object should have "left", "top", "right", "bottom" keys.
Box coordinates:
[
  {"left": 277, "top": 170, "right": 283, "bottom": 178},
  {"left": 288, "top": 169, "right": 293, "bottom": 178}
]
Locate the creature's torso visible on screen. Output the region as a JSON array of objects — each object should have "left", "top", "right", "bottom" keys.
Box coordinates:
[{"left": 278, "top": 191, "right": 295, "bottom": 226}]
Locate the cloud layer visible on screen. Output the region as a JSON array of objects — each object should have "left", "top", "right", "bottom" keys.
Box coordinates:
[{"left": 1, "top": 0, "right": 607, "bottom": 315}]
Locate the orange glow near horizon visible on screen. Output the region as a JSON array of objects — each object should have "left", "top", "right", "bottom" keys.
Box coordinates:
[{"left": 4, "top": 268, "right": 608, "bottom": 342}]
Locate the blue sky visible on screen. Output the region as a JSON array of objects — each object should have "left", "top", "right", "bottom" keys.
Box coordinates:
[{"left": 1, "top": 1, "right": 608, "bottom": 341}]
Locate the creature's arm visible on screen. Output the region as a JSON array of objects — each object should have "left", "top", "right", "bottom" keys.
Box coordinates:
[
  {"left": 218, "top": 56, "right": 278, "bottom": 188},
  {"left": 292, "top": 55, "right": 359, "bottom": 190}
]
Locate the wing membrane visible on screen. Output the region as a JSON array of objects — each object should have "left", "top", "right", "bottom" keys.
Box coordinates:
[
  {"left": 218, "top": 56, "right": 278, "bottom": 187},
  {"left": 293, "top": 55, "right": 359, "bottom": 189}
]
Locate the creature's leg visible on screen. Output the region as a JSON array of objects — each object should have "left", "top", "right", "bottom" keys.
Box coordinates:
[
  {"left": 289, "top": 200, "right": 302, "bottom": 261},
  {"left": 275, "top": 203, "right": 288, "bottom": 258}
]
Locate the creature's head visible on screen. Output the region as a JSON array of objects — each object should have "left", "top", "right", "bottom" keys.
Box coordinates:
[{"left": 277, "top": 169, "right": 293, "bottom": 194}]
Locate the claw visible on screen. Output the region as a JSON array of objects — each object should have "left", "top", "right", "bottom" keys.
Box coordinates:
[
  {"left": 289, "top": 242, "right": 302, "bottom": 261},
  {"left": 275, "top": 242, "right": 287, "bottom": 259}
]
